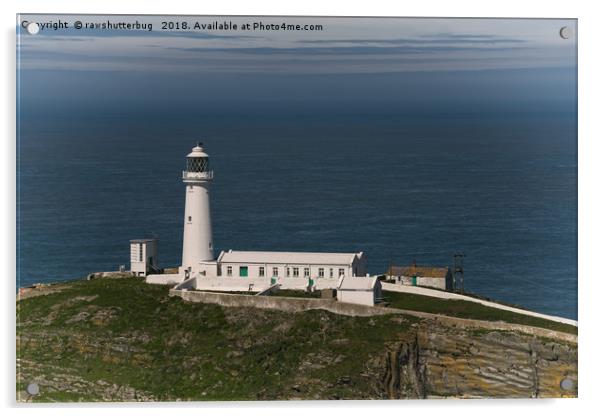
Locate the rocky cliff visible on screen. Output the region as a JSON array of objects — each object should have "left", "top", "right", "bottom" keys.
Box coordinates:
[{"left": 373, "top": 324, "right": 576, "bottom": 399}]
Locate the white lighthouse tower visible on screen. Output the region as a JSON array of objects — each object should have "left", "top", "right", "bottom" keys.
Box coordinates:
[{"left": 181, "top": 143, "right": 214, "bottom": 278}]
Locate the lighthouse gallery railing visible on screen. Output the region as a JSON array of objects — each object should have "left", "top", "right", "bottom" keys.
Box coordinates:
[{"left": 182, "top": 171, "right": 214, "bottom": 180}]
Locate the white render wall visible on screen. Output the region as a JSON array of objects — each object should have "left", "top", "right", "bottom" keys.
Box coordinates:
[
  {"left": 146, "top": 273, "right": 182, "bottom": 285},
  {"left": 390, "top": 275, "right": 449, "bottom": 291},
  {"left": 417, "top": 276, "right": 446, "bottom": 290},
  {"left": 185, "top": 276, "right": 343, "bottom": 292},
  {"left": 189, "top": 276, "right": 344, "bottom": 291},
  {"left": 181, "top": 181, "right": 214, "bottom": 276},
  {"left": 314, "top": 278, "right": 342, "bottom": 290},
  {"left": 130, "top": 240, "right": 158, "bottom": 277},
  {"left": 218, "top": 263, "right": 360, "bottom": 279},
  {"left": 337, "top": 290, "right": 375, "bottom": 307},
  {"left": 194, "top": 277, "right": 272, "bottom": 292}
]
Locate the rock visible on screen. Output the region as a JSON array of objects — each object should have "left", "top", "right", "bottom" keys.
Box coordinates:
[
  {"left": 367, "top": 324, "right": 578, "bottom": 399},
  {"left": 336, "top": 376, "right": 352, "bottom": 385}
]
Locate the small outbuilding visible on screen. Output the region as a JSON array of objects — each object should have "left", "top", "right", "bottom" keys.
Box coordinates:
[
  {"left": 386, "top": 263, "right": 452, "bottom": 291},
  {"left": 130, "top": 239, "right": 159, "bottom": 277},
  {"left": 336, "top": 276, "right": 382, "bottom": 306}
]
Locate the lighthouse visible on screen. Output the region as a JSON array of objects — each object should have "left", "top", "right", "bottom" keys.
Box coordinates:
[
  {"left": 181, "top": 143, "right": 214, "bottom": 278},
  {"left": 145, "top": 143, "right": 370, "bottom": 291}
]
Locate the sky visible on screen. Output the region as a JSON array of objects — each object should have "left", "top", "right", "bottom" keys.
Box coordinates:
[{"left": 16, "top": 15, "right": 577, "bottom": 117}]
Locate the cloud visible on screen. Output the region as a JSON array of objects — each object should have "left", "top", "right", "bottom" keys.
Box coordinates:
[
  {"left": 16, "top": 17, "right": 575, "bottom": 75},
  {"left": 164, "top": 45, "right": 530, "bottom": 55},
  {"left": 297, "top": 36, "right": 528, "bottom": 45}
]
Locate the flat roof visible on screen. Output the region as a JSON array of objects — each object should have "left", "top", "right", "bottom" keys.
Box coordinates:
[
  {"left": 338, "top": 276, "right": 377, "bottom": 290},
  {"left": 218, "top": 250, "right": 361, "bottom": 265},
  {"left": 130, "top": 239, "right": 158, "bottom": 243}
]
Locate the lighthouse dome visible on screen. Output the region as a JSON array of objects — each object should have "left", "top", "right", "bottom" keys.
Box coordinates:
[
  {"left": 185, "top": 143, "right": 211, "bottom": 175},
  {"left": 187, "top": 143, "right": 209, "bottom": 158}
]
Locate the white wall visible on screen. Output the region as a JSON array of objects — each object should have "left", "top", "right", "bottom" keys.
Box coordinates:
[
  {"left": 193, "top": 277, "right": 272, "bottom": 292},
  {"left": 337, "top": 290, "right": 375, "bottom": 306},
  {"left": 417, "top": 276, "right": 446, "bottom": 290},
  {"left": 313, "top": 278, "right": 341, "bottom": 290},
  {"left": 131, "top": 241, "right": 158, "bottom": 276},
  {"left": 218, "top": 262, "right": 354, "bottom": 279},
  {"left": 199, "top": 261, "right": 218, "bottom": 278},
  {"left": 277, "top": 277, "right": 311, "bottom": 290},
  {"left": 181, "top": 181, "right": 213, "bottom": 276},
  {"left": 388, "top": 274, "right": 449, "bottom": 290},
  {"left": 146, "top": 273, "right": 182, "bottom": 285}
]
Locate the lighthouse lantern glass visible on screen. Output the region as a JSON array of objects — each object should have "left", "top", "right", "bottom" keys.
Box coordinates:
[{"left": 187, "top": 157, "right": 209, "bottom": 173}]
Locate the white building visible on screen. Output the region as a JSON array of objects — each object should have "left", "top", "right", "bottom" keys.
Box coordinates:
[
  {"left": 386, "top": 264, "right": 452, "bottom": 291},
  {"left": 216, "top": 250, "right": 367, "bottom": 280},
  {"left": 337, "top": 276, "right": 382, "bottom": 306},
  {"left": 147, "top": 144, "right": 215, "bottom": 285},
  {"left": 145, "top": 144, "right": 376, "bottom": 306},
  {"left": 130, "top": 239, "right": 158, "bottom": 277}
]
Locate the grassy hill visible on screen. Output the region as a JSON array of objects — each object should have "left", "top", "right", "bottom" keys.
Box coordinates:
[{"left": 16, "top": 277, "right": 577, "bottom": 402}]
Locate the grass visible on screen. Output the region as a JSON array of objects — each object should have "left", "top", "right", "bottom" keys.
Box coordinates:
[
  {"left": 17, "top": 277, "right": 416, "bottom": 402},
  {"left": 383, "top": 291, "right": 577, "bottom": 335}
]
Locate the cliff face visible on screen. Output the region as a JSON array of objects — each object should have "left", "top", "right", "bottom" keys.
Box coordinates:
[
  {"left": 16, "top": 278, "right": 577, "bottom": 401},
  {"left": 372, "top": 324, "right": 577, "bottom": 399}
]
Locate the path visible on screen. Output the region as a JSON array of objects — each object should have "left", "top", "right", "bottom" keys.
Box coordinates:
[{"left": 381, "top": 282, "right": 577, "bottom": 326}]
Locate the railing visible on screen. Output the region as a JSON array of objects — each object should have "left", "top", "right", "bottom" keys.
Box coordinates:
[{"left": 182, "top": 170, "right": 214, "bottom": 181}]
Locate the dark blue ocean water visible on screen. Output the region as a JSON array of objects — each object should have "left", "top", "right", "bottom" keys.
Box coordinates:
[{"left": 17, "top": 109, "right": 577, "bottom": 319}]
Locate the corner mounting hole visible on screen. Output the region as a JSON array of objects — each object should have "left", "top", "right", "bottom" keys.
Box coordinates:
[
  {"left": 26, "top": 382, "right": 39, "bottom": 395},
  {"left": 26, "top": 22, "right": 40, "bottom": 35},
  {"left": 560, "top": 378, "right": 574, "bottom": 390}
]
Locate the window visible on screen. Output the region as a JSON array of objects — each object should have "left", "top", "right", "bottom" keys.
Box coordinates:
[
  {"left": 286, "top": 267, "right": 290, "bottom": 277},
  {"left": 188, "top": 216, "right": 192, "bottom": 222},
  {"left": 239, "top": 266, "right": 248, "bottom": 277},
  {"left": 318, "top": 268, "right": 324, "bottom": 278},
  {"left": 217, "top": 265, "right": 222, "bottom": 277},
  {"left": 339, "top": 268, "right": 345, "bottom": 277},
  {"left": 138, "top": 243, "right": 143, "bottom": 262},
  {"left": 273, "top": 267, "right": 279, "bottom": 277},
  {"left": 329, "top": 268, "right": 333, "bottom": 278},
  {"left": 259, "top": 267, "right": 265, "bottom": 277},
  {"left": 293, "top": 267, "right": 299, "bottom": 277},
  {"left": 186, "top": 156, "right": 209, "bottom": 172},
  {"left": 227, "top": 266, "right": 232, "bottom": 277},
  {"left": 304, "top": 268, "right": 310, "bottom": 277}
]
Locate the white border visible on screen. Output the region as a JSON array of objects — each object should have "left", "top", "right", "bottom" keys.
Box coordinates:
[{"left": 3, "top": 1, "right": 600, "bottom": 415}]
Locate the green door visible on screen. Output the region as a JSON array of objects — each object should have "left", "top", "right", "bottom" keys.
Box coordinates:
[
  {"left": 239, "top": 266, "right": 248, "bottom": 277},
  {"left": 411, "top": 275, "right": 417, "bottom": 286}
]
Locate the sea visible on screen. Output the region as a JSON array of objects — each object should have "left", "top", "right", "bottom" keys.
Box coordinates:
[{"left": 17, "top": 107, "right": 577, "bottom": 319}]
